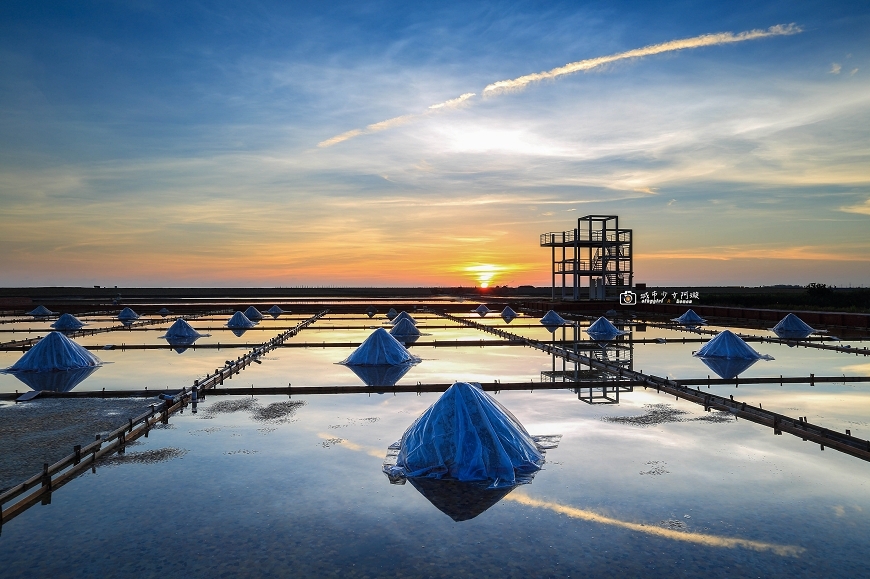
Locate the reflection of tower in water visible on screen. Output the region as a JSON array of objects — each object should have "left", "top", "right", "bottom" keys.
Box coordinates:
[{"left": 540, "top": 319, "right": 635, "bottom": 404}]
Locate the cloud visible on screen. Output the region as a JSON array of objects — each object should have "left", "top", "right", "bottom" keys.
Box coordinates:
[
  {"left": 840, "top": 199, "right": 870, "bottom": 216},
  {"left": 318, "top": 93, "right": 475, "bottom": 147},
  {"left": 830, "top": 63, "right": 842, "bottom": 74},
  {"left": 318, "top": 24, "right": 801, "bottom": 147},
  {"left": 505, "top": 493, "right": 805, "bottom": 556},
  {"left": 483, "top": 24, "right": 802, "bottom": 94},
  {"left": 851, "top": 68, "right": 859, "bottom": 76}
]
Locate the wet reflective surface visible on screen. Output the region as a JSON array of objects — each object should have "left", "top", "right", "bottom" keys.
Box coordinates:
[{"left": 1, "top": 309, "right": 869, "bottom": 577}]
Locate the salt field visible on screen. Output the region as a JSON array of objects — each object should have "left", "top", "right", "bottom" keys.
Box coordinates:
[{"left": 1, "top": 301, "right": 869, "bottom": 578}]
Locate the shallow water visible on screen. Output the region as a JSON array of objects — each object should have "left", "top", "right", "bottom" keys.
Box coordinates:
[{"left": 1, "top": 309, "right": 869, "bottom": 577}]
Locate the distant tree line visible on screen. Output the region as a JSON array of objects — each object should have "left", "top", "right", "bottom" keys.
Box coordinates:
[{"left": 698, "top": 284, "right": 870, "bottom": 313}]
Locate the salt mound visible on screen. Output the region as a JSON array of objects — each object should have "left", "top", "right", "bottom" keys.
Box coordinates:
[
  {"left": 475, "top": 304, "right": 490, "bottom": 317},
  {"left": 162, "top": 318, "right": 203, "bottom": 341},
  {"left": 342, "top": 328, "right": 420, "bottom": 366},
  {"left": 118, "top": 307, "right": 139, "bottom": 321},
  {"left": 540, "top": 310, "right": 567, "bottom": 326},
  {"left": 390, "top": 318, "right": 421, "bottom": 339},
  {"left": 772, "top": 313, "right": 814, "bottom": 340},
  {"left": 227, "top": 311, "right": 256, "bottom": 329},
  {"left": 672, "top": 309, "right": 706, "bottom": 325},
  {"left": 695, "top": 330, "right": 771, "bottom": 360},
  {"left": 386, "top": 308, "right": 398, "bottom": 320},
  {"left": 52, "top": 313, "right": 85, "bottom": 331},
  {"left": 391, "top": 311, "right": 417, "bottom": 326},
  {"left": 266, "top": 305, "right": 285, "bottom": 317},
  {"left": 500, "top": 306, "right": 518, "bottom": 322},
  {"left": 243, "top": 306, "right": 264, "bottom": 321},
  {"left": 585, "top": 317, "right": 626, "bottom": 340},
  {"left": 384, "top": 382, "right": 546, "bottom": 488},
  {"left": 6, "top": 332, "right": 101, "bottom": 372},
  {"left": 28, "top": 305, "right": 54, "bottom": 317}
]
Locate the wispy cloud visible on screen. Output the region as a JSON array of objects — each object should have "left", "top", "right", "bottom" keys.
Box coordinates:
[
  {"left": 506, "top": 493, "right": 804, "bottom": 556},
  {"left": 841, "top": 199, "right": 870, "bottom": 216},
  {"left": 483, "top": 24, "right": 801, "bottom": 94},
  {"left": 830, "top": 63, "right": 842, "bottom": 74},
  {"left": 317, "top": 24, "right": 801, "bottom": 147},
  {"left": 317, "top": 93, "right": 475, "bottom": 147}
]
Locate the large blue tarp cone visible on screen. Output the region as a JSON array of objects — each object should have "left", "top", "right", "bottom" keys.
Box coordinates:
[
  {"left": 342, "top": 328, "right": 420, "bottom": 366},
  {"left": 243, "top": 306, "right": 264, "bottom": 321},
  {"left": 772, "top": 313, "right": 815, "bottom": 340},
  {"left": 475, "top": 304, "right": 490, "bottom": 317},
  {"left": 699, "top": 356, "right": 759, "bottom": 380},
  {"left": 391, "top": 311, "right": 417, "bottom": 326},
  {"left": 5, "top": 332, "right": 101, "bottom": 372},
  {"left": 28, "top": 305, "right": 54, "bottom": 317},
  {"left": 540, "top": 310, "right": 568, "bottom": 327},
  {"left": 51, "top": 313, "right": 84, "bottom": 331},
  {"left": 695, "top": 330, "right": 771, "bottom": 360},
  {"left": 390, "top": 317, "right": 421, "bottom": 340},
  {"left": 585, "top": 317, "right": 625, "bottom": 340},
  {"left": 386, "top": 308, "right": 398, "bottom": 320},
  {"left": 501, "top": 306, "right": 518, "bottom": 322},
  {"left": 672, "top": 309, "right": 706, "bottom": 325},
  {"left": 118, "top": 307, "right": 139, "bottom": 321},
  {"left": 385, "top": 382, "right": 545, "bottom": 489},
  {"left": 10, "top": 365, "right": 100, "bottom": 392},
  {"left": 227, "top": 311, "right": 256, "bottom": 329},
  {"left": 157, "top": 307, "right": 172, "bottom": 316}
]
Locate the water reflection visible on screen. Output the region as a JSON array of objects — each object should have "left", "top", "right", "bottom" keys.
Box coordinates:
[
  {"left": 406, "top": 477, "right": 516, "bottom": 522},
  {"left": 344, "top": 362, "right": 415, "bottom": 387},
  {"left": 698, "top": 356, "right": 759, "bottom": 380}
]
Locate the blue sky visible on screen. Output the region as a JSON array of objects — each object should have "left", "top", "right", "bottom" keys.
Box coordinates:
[{"left": 1, "top": 1, "right": 868, "bottom": 287}]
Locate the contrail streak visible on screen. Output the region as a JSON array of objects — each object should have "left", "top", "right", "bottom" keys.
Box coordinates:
[
  {"left": 317, "top": 24, "right": 800, "bottom": 148},
  {"left": 483, "top": 24, "right": 800, "bottom": 94}
]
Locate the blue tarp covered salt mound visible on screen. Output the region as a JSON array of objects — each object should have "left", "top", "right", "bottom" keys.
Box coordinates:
[
  {"left": 585, "top": 317, "right": 626, "bottom": 341},
  {"left": 157, "top": 307, "right": 172, "bottom": 316},
  {"left": 501, "top": 306, "right": 518, "bottom": 322},
  {"left": 365, "top": 306, "right": 377, "bottom": 318},
  {"left": 161, "top": 318, "right": 206, "bottom": 354},
  {"left": 342, "top": 328, "right": 419, "bottom": 366},
  {"left": 267, "top": 305, "right": 285, "bottom": 318},
  {"left": 118, "top": 307, "right": 139, "bottom": 321},
  {"left": 475, "top": 304, "right": 490, "bottom": 317},
  {"left": 227, "top": 311, "right": 255, "bottom": 330},
  {"left": 6, "top": 332, "right": 101, "bottom": 372},
  {"left": 772, "top": 313, "right": 815, "bottom": 340},
  {"left": 244, "top": 306, "right": 264, "bottom": 322},
  {"left": 694, "top": 330, "right": 771, "bottom": 379},
  {"left": 672, "top": 309, "right": 706, "bottom": 325},
  {"left": 385, "top": 382, "right": 546, "bottom": 489},
  {"left": 386, "top": 308, "right": 398, "bottom": 320},
  {"left": 28, "top": 305, "right": 55, "bottom": 317},
  {"left": 341, "top": 328, "right": 420, "bottom": 387},
  {"left": 391, "top": 311, "right": 417, "bottom": 326},
  {"left": 390, "top": 317, "right": 421, "bottom": 342},
  {"left": 51, "top": 313, "right": 85, "bottom": 331},
  {"left": 540, "top": 310, "right": 568, "bottom": 332},
  {"left": 695, "top": 330, "right": 771, "bottom": 360}
]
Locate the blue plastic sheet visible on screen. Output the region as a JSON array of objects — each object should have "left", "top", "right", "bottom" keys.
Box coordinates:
[
  {"left": 772, "top": 313, "right": 815, "bottom": 339},
  {"left": 672, "top": 309, "right": 706, "bottom": 325},
  {"left": 51, "top": 313, "right": 84, "bottom": 331},
  {"left": 694, "top": 330, "right": 772, "bottom": 360},
  {"left": 585, "top": 316, "right": 625, "bottom": 340},
  {"left": 385, "top": 382, "right": 547, "bottom": 489}
]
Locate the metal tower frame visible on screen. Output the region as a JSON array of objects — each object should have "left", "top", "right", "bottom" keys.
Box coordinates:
[{"left": 540, "top": 215, "right": 633, "bottom": 300}]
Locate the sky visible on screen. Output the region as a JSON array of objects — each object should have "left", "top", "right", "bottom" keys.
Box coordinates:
[{"left": 1, "top": 0, "right": 868, "bottom": 288}]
